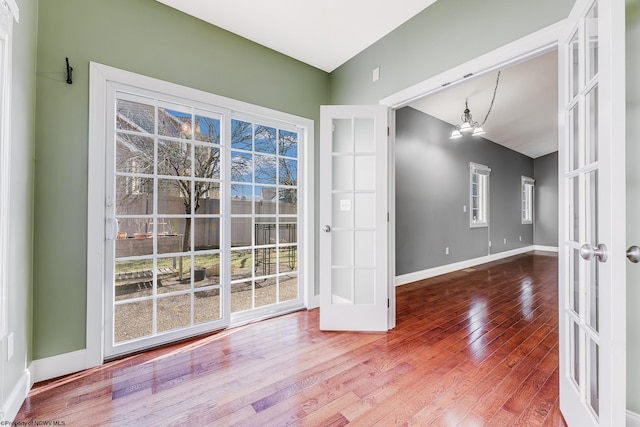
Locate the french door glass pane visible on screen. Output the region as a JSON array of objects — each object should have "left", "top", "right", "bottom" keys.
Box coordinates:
[
  {"left": 589, "top": 339, "right": 600, "bottom": 415},
  {"left": 354, "top": 118, "right": 375, "bottom": 152},
  {"left": 586, "top": 86, "right": 599, "bottom": 163},
  {"left": 229, "top": 118, "right": 301, "bottom": 313},
  {"left": 570, "top": 31, "right": 580, "bottom": 98},
  {"left": 572, "top": 320, "right": 581, "bottom": 386},
  {"left": 570, "top": 106, "right": 580, "bottom": 171},
  {"left": 586, "top": 3, "right": 599, "bottom": 82}
]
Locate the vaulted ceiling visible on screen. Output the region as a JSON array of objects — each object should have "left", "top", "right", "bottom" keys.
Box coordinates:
[{"left": 155, "top": 0, "right": 558, "bottom": 158}]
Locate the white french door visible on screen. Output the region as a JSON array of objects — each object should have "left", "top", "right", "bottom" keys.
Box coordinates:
[
  {"left": 558, "top": 0, "right": 626, "bottom": 425},
  {"left": 319, "top": 105, "right": 390, "bottom": 331}
]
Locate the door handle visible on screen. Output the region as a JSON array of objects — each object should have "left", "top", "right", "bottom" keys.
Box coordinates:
[
  {"left": 580, "top": 243, "right": 608, "bottom": 262},
  {"left": 106, "top": 217, "right": 119, "bottom": 240},
  {"left": 323, "top": 225, "right": 331, "bottom": 233},
  {"left": 627, "top": 246, "right": 640, "bottom": 263}
]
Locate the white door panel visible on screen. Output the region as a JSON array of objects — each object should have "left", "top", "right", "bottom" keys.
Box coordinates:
[
  {"left": 558, "top": 0, "right": 626, "bottom": 425},
  {"left": 319, "top": 105, "right": 389, "bottom": 332}
]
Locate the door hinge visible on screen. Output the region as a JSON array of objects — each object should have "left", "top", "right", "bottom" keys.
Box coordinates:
[
  {"left": 387, "top": 298, "right": 390, "bottom": 308},
  {"left": 387, "top": 212, "right": 390, "bottom": 222},
  {"left": 387, "top": 127, "right": 390, "bottom": 136}
]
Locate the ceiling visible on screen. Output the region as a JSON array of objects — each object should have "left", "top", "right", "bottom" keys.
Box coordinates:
[
  {"left": 155, "top": 0, "right": 438, "bottom": 73},
  {"left": 410, "top": 51, "right": 558, "bottom": 159},
  {"left": 155, "top": 0, "right": 558, "bottom": 159}
]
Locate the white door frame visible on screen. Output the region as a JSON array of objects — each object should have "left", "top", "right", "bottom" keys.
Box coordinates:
[{"left": 86, "top": 62, "right": 315, "bottom": 367}]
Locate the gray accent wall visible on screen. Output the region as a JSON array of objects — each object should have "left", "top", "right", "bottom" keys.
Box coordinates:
[
  {"left": 395, "top": 107, "right": 534, "bottom": 276},
  {"left": 533, "top": 152, "right": 559, "bottom": 247}
]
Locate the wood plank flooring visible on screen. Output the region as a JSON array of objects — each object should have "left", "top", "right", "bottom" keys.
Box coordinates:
[{"left": 16, "top": 252, "right": 566, "bottom": 426}]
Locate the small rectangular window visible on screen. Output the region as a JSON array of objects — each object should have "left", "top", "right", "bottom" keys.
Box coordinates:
[
  {"left": 522, "top": 176, "right": 535, "bottom": 224},
  {"left": 470, "top": 162, "right": 490, "bottom": 228}
]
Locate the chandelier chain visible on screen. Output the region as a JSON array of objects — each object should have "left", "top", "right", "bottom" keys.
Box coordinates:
[{"left": 480, "top": 71, "right": 501, "bottom": 126}]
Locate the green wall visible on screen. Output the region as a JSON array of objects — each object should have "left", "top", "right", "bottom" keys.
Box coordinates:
[
  {"left": 33, "top": 0, "right": 329, "bottom": 359},
  {"left": 330, "top": 0, "right": 573, "bottom": 105},
  {"left": 1, "top": 0, "right": 37, "bottom": 418}
]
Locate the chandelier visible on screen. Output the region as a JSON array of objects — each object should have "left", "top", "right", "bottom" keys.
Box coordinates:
[{"left": 450, "top": 71, "right": 501, "bottom": 140}]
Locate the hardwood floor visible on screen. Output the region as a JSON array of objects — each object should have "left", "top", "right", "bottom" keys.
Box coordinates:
[{"left": 17, "top": 252, "right": 566, "bottom": 426}]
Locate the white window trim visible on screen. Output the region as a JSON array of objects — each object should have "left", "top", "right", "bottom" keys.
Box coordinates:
[
  {"left": 521, "top": 176, "right": 535, "bottom": 224},
  {"left": 0, "top": 0, "right": 18, "bottom": 339},
  {"left": 469, "top": 162, "right": 491, "bottom": 228},
  {"left": 87, "top": 62, "right": 314, "bottom": 366}
]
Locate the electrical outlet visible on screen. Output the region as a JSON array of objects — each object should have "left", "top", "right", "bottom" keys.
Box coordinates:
[
  {"left": 519, "top": 236, "right": 522, "bottom": 242},
  {"left": 503, "top": 238, "right": 507, "bottom": 244},
  {"left": 445, "top": 247, "right": 449, "bottom": 255},
  {"left": 463, "top": 205, "right": 467, "bottom": 213},
  {"left": 7, "top": 332, "right": 14, "bottom": 361},
  {"left": 489, "top": 241, "right": 492, "bottom": 247}
]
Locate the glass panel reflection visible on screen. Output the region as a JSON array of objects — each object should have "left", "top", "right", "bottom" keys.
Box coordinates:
[
  {"left": 354, "top": 118, "right": 374, "bottom": 153},
  {"left": 157, "top": 294, "right": 191, "bottom": 333},
  {"left": 587, "top": 86, "right": 599, "bottom": 164},
  {"left": 572, "top": 320, "right": 581, "bottom": 386},
  {"left": 114, "top": 258, "right": 154, "bottom": 301},
  {"left": 279, "top": 274, "right": 298, "bottom": 303},
  {"left": 158, "top": 108, "right": 191, "bottom": 139},
  {"left": 354, "top": 231, "right": 375, "bottom": 267},
  {"left": 157, "top": 256, "right": 190, "bottom": 294},
  {"left": 277, "top": 246, "right": 297, "bottom": 273},
  {"left": 194, "top": 115, "right": 221, "bottom": 144},
  {"left": 332, "top": 231, "right": 353, "bottom": 266},
  {"left": 332, "top": 193, "right": 353, "bottom": 229},
  {"left": 116, "top": 134, "right": 154, "bottom": 174},
  {"left": 355, "top": 156, "right": 375, "bottom": 191},
  {"left": 115, "top": 177, "right": 154, "bottom": 216},
  {"left": 114, "top": 300, "right": 153, "bottom": 343},
  {"left": 157, "top": 179, "right": 190, "bottom": 215},
  {"left": 194, "top": 288, "right": 221, "bottom": 324},
  {"left": 231, "top": 281, "right": 253, "bottom": 313},
  {"left": 255, "top": 277, "right": 277, "bottom": 308},
  {"left": 231, "top": 119, "right": 252, "bottom": 150},
  {"left": 589, "top": 339, "right": 600, "bottom": 416},
  {"left": 231, "top": 249, "right": 253, "bottom": 281},
  {"left": 115, "top": 219, "right": 153, "bottom": 256},
  {"left": 255, "top": 125, "right": 276, "bottom": 154},
  {"left": 194, "top": 218, "right": 220, "bottom": 251},
  {"left": 194, "top": 145, "right": 221, "bottom": 179},
  {"left": 570, "top": 31, "right": 580, "bottom": 98},
  {"left": 116, "top": 99, "right": 154, "bottom": 134},
  {"left": 331, "top": 269, "right": 352, "bottom": 304},
  {"left": 333, "top": 119, "right": 352, "bottom": 153},
  {"left": 586, "top": 3, "right": 599, "bottom": 82},
  {"left": 332, "top": 156, "right": 353, "bottom": 191},
  {"left": 279, "top": 129, "right": 298, "bottom": 158},
  {"left": 354, "top": 269, "right": 374, "bottom": 305},
  {"left": 194, "top": 253, "right": 221, "bottom": 288}
]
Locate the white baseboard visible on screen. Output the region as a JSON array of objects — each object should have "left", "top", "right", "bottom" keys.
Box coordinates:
[
  {"left": 532, "top": 245, "right": 559, "bottom": 252},
  {"left": 32, "top": 349, "right": 87, "bottom": 383},
  {"left": 628, "top": 410, "right": 640, "bottom": 427},
  {"left": 0, "top": 363, "right": 32, "bottom": 423},
  {"left": 395, "top": 246, "right": 541, "bottom": 286}
]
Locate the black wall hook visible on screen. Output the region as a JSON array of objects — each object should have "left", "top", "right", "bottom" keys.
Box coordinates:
[{"left": 65, "top": 57, "right": 73, "bottom": 84}]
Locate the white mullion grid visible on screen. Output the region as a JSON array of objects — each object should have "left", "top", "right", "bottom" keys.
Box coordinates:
[
  {"left": 189, "top": 108, "right": 195, "bottom": 328},
  {"left": 222, "top": 112, "right": 231, "bottom": 322},
  {"left": 152, "top": 98, "right": 159, "bottom": 336},
  {"left": 577, "top": 13, "right": 590, "bottom": 407},
  {"left": 349, "top": 118, "right": 356, "bottom": 304}
]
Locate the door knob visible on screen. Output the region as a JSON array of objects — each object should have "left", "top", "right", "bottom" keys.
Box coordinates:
[
  {"left": 627, "top": 246, "right": 640, "bottom": 263},
  {"left": 323, "top": 225, "right": 331, "bottom": 233},
  {"left": 580, "top": 243, "right": 608, "bottom": 262}
]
